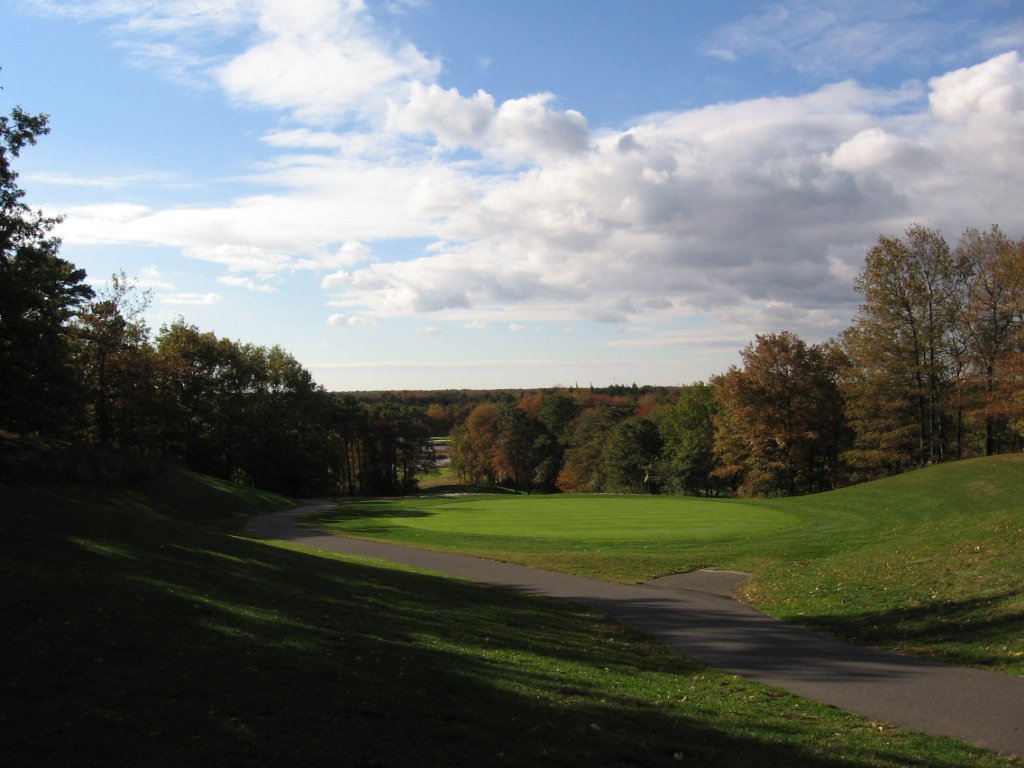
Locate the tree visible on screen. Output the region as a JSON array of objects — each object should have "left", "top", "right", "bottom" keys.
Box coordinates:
[
  {"left": 72, "top": 272, "right": 159, "bottom": 449},
  {"left": 451, "top": 402, "right": 501, "bottom": 484},
  {"left": 955, "top": 226, "right": 1024, "bottom": 455},
  {"left": 842, "top": 225, "right": 967, "bottom": 475},
  {"left": 556, "top": 404, "right": 629, "bottom": 493},
  {"left": 0, "top": 103, "right": 92, "bottom": 434},
  {"left": 491, "top": 398, "right": 538, "bottom": 492},
  {"left": 713, "top": 331, "right": 847, "bottom": 497},
  {"left": 654, "top": 383, "right": 720, "bottom": 496},
  {"left": 156, "top": 319, "right": 236, "bottom": 473},
  {"left": 602, "top": 416, "right": 663, "bottom": 493}
]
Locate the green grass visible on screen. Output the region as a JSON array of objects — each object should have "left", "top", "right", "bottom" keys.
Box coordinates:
[
  {"left": 315, "top": 455, "right": 1024, "bottom": 674},
  {"left": 2, "top": 471, "right": 1018, "bottom": 766}
]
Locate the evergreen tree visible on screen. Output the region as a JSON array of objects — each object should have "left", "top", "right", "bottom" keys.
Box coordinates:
[{"left": 0, "top": 103, "right": 92, "bottom": 434}]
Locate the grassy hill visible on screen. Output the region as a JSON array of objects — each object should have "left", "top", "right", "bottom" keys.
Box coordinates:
[
  {"left": 2, "top": 469, "right": 1017, "bottom": 766},
  {"left": 317, "top": 455, "right": 1024, "bottom": 673}
]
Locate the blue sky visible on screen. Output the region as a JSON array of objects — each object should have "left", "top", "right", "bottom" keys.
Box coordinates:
[{"left": 3, "top": 1, "right": 1023, "bottom": 391}]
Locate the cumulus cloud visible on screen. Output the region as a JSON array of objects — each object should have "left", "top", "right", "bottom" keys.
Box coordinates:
[
  {"left": 387, "top": 82, "right": 496, "bottom": 147},
  {"left": 321, "top": 52, "right": 1024, "bottom": 346},
  {"left": 40, "top": 0, "right": 1024, "bottom": 357},
  {"left": 387, "top": 83, "right": 589, "bottom": 162},
  {"left": 929, "top": 51, "right": 1024, "bottom": 124}
]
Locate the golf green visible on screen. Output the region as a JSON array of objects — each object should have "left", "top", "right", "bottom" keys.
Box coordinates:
[{"left": 323, "top": 494, "right": 799, "bottom": 542}]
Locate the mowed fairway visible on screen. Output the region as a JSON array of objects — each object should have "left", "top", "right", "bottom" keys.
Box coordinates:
[{"left": 314, "top": 455, "right": 1024, "bottom": 674}]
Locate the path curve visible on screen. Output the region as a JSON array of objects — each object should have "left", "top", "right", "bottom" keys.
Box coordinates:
[{"left": 245, "top": 502, "right": 1024, "bottom": 757}]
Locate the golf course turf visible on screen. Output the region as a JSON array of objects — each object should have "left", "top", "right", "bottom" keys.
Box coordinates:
[
  {"left": 315, "top": 454, "right": 1024, "bottom": 675},
  {"left": 2, "top": 459, "right": 1021, "bottom": 765}
]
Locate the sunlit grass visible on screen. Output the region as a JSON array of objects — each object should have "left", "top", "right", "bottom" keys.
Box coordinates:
[{"left": 315, "top": 455, "right": 1024, "bottom": 673}]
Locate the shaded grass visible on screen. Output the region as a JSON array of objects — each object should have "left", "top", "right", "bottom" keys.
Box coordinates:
[
  {"left": 315, "top": 455, "right": 1024, "bottom": 674},
  {"left": 2, "top": 472, "right": 1017, "bottom": 766}
]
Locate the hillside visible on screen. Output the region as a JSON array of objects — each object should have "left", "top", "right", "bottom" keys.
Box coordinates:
[{"left": 1, "top": 470, "right": 1016, "bottom": 766}]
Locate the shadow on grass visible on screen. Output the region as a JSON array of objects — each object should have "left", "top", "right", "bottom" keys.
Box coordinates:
[
  {"left": 0, "top": 485, "right": 1010, "bottom": 768},
  {"left": 795, "top": 592, "right": 1024, "bottom": 671},
  {"left": 417, "top": 484, "right": 517, "bottom": 495}
]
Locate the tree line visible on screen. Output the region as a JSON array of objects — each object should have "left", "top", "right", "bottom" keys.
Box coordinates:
[
  {"left": 449, "top": 223, "right": 1024, "bottom": 497},
  {"left": 1, "top": 103, "right": 432, "bottom": 495},
  {"left": 5, "top": 100, "right": 1022, "bottom": 499}
]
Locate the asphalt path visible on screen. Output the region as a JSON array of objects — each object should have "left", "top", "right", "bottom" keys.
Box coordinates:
[{"left": 245, "top": 502, "right": 1024, "bottom": 757}]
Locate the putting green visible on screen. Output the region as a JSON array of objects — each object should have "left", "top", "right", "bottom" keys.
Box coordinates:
[{"left": 324, "top": 494, "right": 799, "bottom": 542}]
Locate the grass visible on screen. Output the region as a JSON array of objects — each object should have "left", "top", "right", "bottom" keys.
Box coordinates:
[
  {"left": 2, "top": 470, "right": 1019, "bottom": 766},
  {"left": 316, "top": 454, "right": 1024, "bottom": 674}
]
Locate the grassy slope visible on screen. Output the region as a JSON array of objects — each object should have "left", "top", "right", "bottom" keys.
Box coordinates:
[
  {"left": 752, "top": 455, "right": 1024, "bottom": 672},
  {"left": 2, "top": 471, "right": 1017, "bottom": 766},
  {"left": 318, "top": 455, "right": 1024, "bottom": 673}
]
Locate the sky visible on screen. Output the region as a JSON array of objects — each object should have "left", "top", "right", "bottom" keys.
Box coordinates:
[{"left": 3, "top": 1, "right": 1023, "bottom": 391}]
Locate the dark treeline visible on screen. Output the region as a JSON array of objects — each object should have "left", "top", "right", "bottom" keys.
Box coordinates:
[
  {"left": 1, "top": 104, "right": 431, "bottom": 496},
  {"left": 3, "top": 272, "right": 433, "bottom": 496},
  {"left": 449, "top": 223, "right": 1024, "bottom": 497}
]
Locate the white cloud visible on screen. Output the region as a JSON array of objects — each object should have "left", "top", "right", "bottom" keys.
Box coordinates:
[
  {"left": 387, "top": 84, "right": 589, "bottom": 162},
  {"left": 31, "top": 0, "right": 439, "bottom": 121},
  {"left": 387, "top": 82, "right": 495, "bottom": 146},
  {"left": 929, "top": 51, "right": 1024, "bottom": 124},
  {"left": 323, "top": 53, "right": 1024, "bottom": 345},
  {"left": 48, "top": 34, "right": 1024, "bottom": 355},
  {"left": 321, "top": 271, "right": 350, "bottom": 290},
  {"left": 215, "top": 0, "right": 439, "bottom": 122},
  {"left": 217, "top": 275, "right": 277, "bottom": 292},
  {"left": 829, "top": 128, "right": 935, "bottom": 172},
  {"left": 490, "top": 93, "right": 589, "bottom": 160},
  {"left": 25, "top": 170, "right": 182, "bottom": 189},
  {"left": 327, "top": 313, "right": 377, "bottom": 328},
  {"left": 162, "top": 292, "right": 222, "bottom": 306},
  {"left": 135, "top": 265, "right": 175, "bottom": 290},
  {"left": 261, "top": 128, "right": 348, "bottom": 149}
]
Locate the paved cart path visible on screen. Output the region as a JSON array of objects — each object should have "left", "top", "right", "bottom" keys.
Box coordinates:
[{"left": 245, "top": 503, "right": 1024, "bottom": 757}]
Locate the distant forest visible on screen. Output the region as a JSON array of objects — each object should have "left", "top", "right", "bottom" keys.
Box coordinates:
[
  {"left": 4, "top": 103, "right": 1023, "bottom": 498},
  {"left": 442, "top": 223, "right": 1024, "bottom": 496}
]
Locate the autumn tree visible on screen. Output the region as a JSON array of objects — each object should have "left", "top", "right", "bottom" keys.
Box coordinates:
[
  {"left": 450, "top": 401, "right": 501, "bottom": 484},
  {"left": 556, "top": 403, "right": 630, "bottom": 492},
  {"left": 712, "top": 331, "right": 847, "bottom": 497},
  {"left": 955, "top": 226, "right": 1024, "bottom": 454},
  {"left": 841, "top": 225, "right": 968, "bottom": 475}
]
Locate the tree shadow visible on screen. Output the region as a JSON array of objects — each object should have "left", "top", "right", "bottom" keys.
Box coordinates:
[{"left": 794, "top": 592, "right": 1024, "bottom": 670}]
